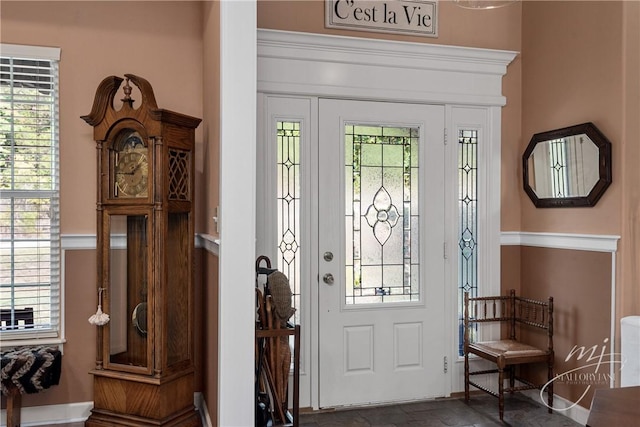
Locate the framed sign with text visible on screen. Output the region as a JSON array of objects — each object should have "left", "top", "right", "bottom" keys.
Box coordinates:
[{"left": 325, "top": 0, "right": 438, "bottom": 38}]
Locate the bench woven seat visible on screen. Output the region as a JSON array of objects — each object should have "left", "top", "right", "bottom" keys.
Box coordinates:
[{"left": 470, "top": 339, "right": 549, "bottom": 357}]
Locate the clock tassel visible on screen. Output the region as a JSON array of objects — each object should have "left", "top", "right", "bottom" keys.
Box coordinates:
[{"left": 88, "top": 287, "right": 110, "bottom": 326}]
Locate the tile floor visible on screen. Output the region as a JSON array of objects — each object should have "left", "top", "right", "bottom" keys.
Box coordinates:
[
  {"left": 38, "top": 393, "right": 584, "bottom": 427},
  {"left": 298, "top": 393, "right": 583, "bottom": 427}
]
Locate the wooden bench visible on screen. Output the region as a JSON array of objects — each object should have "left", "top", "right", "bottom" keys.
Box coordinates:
[
  {"left": 463, "top": 289, "right": 554, "bottom": 421},
  {"left": 1, "top": 309, "right": 62, "bottom": 427}
]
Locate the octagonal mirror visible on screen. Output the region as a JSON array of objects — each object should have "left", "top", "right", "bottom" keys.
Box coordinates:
[{"left": 523, "top": 122, "right": 612, "bottom": 207}]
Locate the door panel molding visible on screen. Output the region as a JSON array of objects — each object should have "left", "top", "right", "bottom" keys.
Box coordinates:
[{"left": 318, "top": 99, "right": 446, "bottom": 407}]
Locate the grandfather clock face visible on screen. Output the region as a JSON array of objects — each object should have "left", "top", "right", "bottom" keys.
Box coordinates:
[{"left": 112, "top": 130, "right": 148, "bottom": 198}]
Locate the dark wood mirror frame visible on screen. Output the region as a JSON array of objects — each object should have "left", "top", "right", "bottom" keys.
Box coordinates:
[{"left": 523, "top": 122, "right": 612, "bottom": 208}]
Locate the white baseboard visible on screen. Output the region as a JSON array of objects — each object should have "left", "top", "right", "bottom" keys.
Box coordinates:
[
  {"left": 0, "top": 393, "right": 213, "bottom": 427},
  {"left": 0, "top": 401, "right": 92, "bottom": 426},
  {"left": 195, "top": 391, "right": 214, "bottom": 427},
  {"left": 521, "top": 389, "right": 590, "bottom": 426}
]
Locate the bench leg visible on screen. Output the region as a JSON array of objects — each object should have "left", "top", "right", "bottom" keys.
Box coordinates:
[
  {"left": 464, "top": 353, "right": 470, "bottom": 402},
  {"left": 498, "top": 367, "right": 504, "bottom": 421},
  {"left": 548, "top": 360, "right": 554, "bottom": 414},
  {"left": 509, "top": 365, "right": 515, "bottom": 391},
  {"left": 7, "top": 389, "right": 22, "bottom": 427}
]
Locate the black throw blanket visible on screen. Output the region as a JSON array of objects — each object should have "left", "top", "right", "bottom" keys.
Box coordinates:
[{"left": 1, "top": 345, "right": 62, "bottom": 395}]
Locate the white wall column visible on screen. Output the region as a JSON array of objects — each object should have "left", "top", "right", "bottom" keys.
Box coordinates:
[{"left": 219, "top": 1, "right": 256, "bottom": 426}]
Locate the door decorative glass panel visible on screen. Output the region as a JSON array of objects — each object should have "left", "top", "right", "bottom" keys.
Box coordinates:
[
  {"left": 345, "top": 124, "right": 419, "bottom": 305},
  {"left": 277, "top": 121, "right": 301, "bottom": 320},
  {"left": 458, "top": 129, "right": 478, "bottom": 355}
]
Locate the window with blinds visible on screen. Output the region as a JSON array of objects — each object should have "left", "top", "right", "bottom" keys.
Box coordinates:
[{"left": 0, "top": 44, "right": 61, "bottom": 342}]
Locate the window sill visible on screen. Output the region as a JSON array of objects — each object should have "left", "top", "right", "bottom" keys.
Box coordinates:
[{"left": 1, "top": 337, "right": 66, "bottom": 352}]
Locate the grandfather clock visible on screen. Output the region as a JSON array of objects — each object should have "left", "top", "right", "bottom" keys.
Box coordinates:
[{"left": 82, "top": 74, "right": 201, "bottom": 426}]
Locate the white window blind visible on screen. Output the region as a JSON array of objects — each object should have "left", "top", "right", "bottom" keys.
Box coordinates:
[{"left": 0, "top": 44, "right": 61, "bottom": 342}]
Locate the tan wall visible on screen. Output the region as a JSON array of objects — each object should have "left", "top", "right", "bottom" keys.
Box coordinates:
[
  {"left": 1, "top": 1, "right": 205, "bottom": 234},
  {"left": 0, "top": 250, "right": 95, "bottom": 410},
  {"left": 521, "top": 1, "right": 639, "bottom": 393},
  {"left": 520, "top": 247, "right": 612, "bottom": 409},
  {"left": 200, "top": 251, "right": 219, "bottom": 423},
  {"left": 0, "top": 250, "right": 98, "bottom": 407},
  {"left": 202, "top": 1, "right": 221, "bottom": 237},
  {"left": 1, "top": 0, "right": 207, "bottom": 410},
  {"left": 201, "top": 1, "right": 220, "bottom": 420},
  {"left": 520, "top": 1, "right": 623, "bottom": 235},
  {"left": 618, "top": 1, "right": 640, "bottom": 320},
  {"left": 258, "top": 0, "right": 521, "bottom": 50},
  {"left": 500, "top": 245, "right": 521, "bottom": 296}
]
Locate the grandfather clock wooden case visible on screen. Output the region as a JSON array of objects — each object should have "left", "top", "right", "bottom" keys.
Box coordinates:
[{"left": 82, "top": 74, "right": 201, "bottom": 426}]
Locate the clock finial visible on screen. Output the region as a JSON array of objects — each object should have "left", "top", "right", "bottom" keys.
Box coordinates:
[{"left": 121, "top": 77, "right": 135, "bottom": 107}]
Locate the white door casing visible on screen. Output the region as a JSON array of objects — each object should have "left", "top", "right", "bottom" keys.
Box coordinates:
[{"left": 257, "top": 29, "right": 517, "bottom": 409}]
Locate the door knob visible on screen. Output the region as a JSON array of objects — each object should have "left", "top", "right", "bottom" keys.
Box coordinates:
[
  {"left": 323, "top": 273, "right": 335, "bottom": 285},
  {"left": 323, "top": 251, "right": 334, "bottom": 262}
]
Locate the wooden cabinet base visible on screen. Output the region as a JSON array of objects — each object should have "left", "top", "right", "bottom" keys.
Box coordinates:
[
  {"left": 85, "top": 407, "right": 200, "bottom": 427},
  {"left": 85, "top": 372, "right": 200, "bottom": 427}
]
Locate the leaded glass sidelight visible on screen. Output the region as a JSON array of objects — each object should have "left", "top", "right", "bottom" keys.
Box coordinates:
[
  {"left": 276, "top": 121, "right": 301, "bottom": 323},
  {"left": 458, "top": 129, "right": 478, "bottom": 356},
  {"left": 345, "top": 124, "right": 419, "bottom": 305}
]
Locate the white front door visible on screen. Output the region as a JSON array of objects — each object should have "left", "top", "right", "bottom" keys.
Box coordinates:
[{"left": 318, "top": 99, "right": 447, "bottom": 407}]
